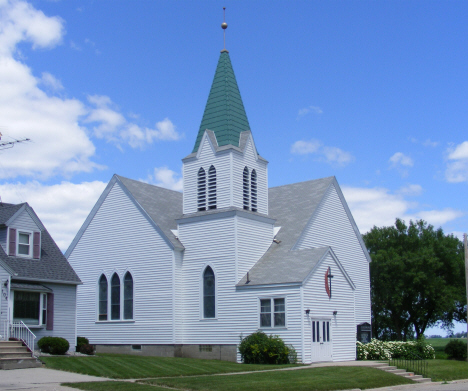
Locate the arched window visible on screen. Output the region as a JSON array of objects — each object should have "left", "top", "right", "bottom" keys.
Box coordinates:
[
  {"left": 123, "top": 272, "right": 133, "bottom": 320},
  {"left": 208, "top": 165, "right": 217, "bottom": 210},
  {"left": 197, "top": 168, "right": 206, "bottom": 211},
  {"left": 203, "top": 266, "right": 215, "bottom": 318},
  {"left": 111, "top": 273, "right": 120, "bottom": 320},
  {"left": 251, "top": 169, "right": 257, "bottom": 212},
  {"left": 98, "top": 274, "right": 108, "bottom": 321},
  {"left": 243, "top": 167, "right": 250, "bottom": 210}
]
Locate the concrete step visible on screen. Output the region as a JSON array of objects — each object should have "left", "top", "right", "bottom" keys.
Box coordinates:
[
  {"left": 0, "top": 341, "right": 23, "bottom": 348},
  {"left": 0, "top": 347, "right": 29, "bottom": 354},
  {"left": 414, "top": 377, "right": 432, "bottom": 383},
  {"left": 377, "top": 365, "right": 398, "bottom": 371},
  {"left": 0, "top": 352, "right": 34, "bottom": 359},
  {"left": 386, "top": 369, "right": 408, "bottom": 374},
  {"left": 0, "top": 357, "right": 42, "bottom": 370}
]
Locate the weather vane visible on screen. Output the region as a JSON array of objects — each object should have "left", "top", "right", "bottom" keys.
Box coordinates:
[{"left": 221, "top": 7, "right": 228, "bottom": 51}]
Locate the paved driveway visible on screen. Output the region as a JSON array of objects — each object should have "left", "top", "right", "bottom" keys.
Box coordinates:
[{"left": 0, "top": 367, "right": 112, "bottom": 391}]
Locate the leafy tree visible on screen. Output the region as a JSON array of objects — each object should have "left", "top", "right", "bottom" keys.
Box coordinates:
[{"left": 363, "top": 219, "right": 466, "bottom": 340}]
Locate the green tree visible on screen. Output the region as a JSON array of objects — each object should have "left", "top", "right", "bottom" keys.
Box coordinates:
[{"left": 363, "top": 219, "right": 466, "bottom": 340}]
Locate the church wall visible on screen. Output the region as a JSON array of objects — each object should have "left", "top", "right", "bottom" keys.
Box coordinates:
[
  {"left": 294, "top": 183, "right": 371, "bottom": 326},
  {"left": 68, "top": 182, "right": 175, "bottom": 345},
  {"left": 235, "top": 215, "right": 273, "bottom": 282},
  {"left": 302, "top": 252, "right": 356, "bottom": 363},
  {"left": 232, "top": 138, "right": 268, "bottom": 215},
  {"left": 183, "top": 136, "right": 232, "bottom": 214}
]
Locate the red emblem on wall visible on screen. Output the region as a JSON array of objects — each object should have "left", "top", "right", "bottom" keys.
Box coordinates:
[{"left": 325, "top": 267, "right": 333, "bottom": 298}]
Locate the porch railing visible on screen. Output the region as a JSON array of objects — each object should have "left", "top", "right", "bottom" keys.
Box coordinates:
[
  {"left": 9, "top": 321, "right": 37, "bottom": 354},
  {"left": 389, "top": 354, "right": 428, "bottom": 379}
]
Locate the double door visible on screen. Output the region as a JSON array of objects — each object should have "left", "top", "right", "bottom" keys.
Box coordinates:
[{"left": 311, "top": 319, "right": 332, "bottom": 362}]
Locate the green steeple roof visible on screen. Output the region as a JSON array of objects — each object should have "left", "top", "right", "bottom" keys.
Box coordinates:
[{"left": 192, "top": 50, "right": 251, "bottom": 153}]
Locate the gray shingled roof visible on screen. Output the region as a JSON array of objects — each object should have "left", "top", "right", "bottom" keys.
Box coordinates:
[
  {"left": 0, "top": 203, "right": 23, "bottom": 225},
  {"left": 237, "top": 177, "right": 335, "bottom": 287},
  {"left": 117, "top": 175, "right": 184, "bottom": 250},
  {"left": 0, "top": 203, "right": 81, "bottom": 284}
]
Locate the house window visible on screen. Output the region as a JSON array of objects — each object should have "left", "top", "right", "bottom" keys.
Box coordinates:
[
  {"left": 207, "top": 165, "right": 217, "bottom": 210},
  {"left": 197, "top": 168, "right": 206, "bottom": 211},
  {"left": 111, "top": 273, "right": 120, "bottom": 320},
  {"left": 13, "top": 291, "right": 48, "bottom": 326},
  {"left": 99, "top": 274, "right": 108, "bottom": 321},
  {"left": 123, "top": 272, "right": 133, "bottom": 320},
  {"left": 260, "top": 298, "right": 285, "bottom": 328},
  {"left": 251, "top": 169, "right": 257, "bottom": 212},
  {"left": 203, "top": 266, "right": 215, "bottom": 318},
  {"left": 17, "top": 232, "right": 31, "bottom": 256},
  {"left": 243, "top": 167, "right": 250, "bottom": 210}
]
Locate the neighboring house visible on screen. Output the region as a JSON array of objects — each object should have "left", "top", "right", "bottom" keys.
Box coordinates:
[
  {"left": 66, "top": 49, "right": 371, "bottom": 363},
  {"left": 0, "top": 202, "right": 81, "bottom": 351}
]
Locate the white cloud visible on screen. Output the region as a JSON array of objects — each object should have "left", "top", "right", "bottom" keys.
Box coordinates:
[
  {"left": 342, "top": 185, "right": 463, "bottom": 234},
  {"left": 145, "top": 166, "right": 183, "bottom": 192},
  {"left": 398, "top": 184, "right": 423, "bottom": 196},
  {"left": 40, "top": 72, "right": 63, "bottom": 91},
  {"left": 297, "top": 105, "right": 323, "bottom": 118},
  {"left": 423, "top": 139, "right": 439, "bottom": 147},
  {"left": 389, "top": 152, "right": 414, "bottom": 167},
  {"left": 445, "top": 141, "right": 468, "bottom": 183},
  {"left": 0, "top": 180, "right": 107, "bottom": 250},
  {"left": 291, "top": 139, "right": 354, "bottom": 166}
]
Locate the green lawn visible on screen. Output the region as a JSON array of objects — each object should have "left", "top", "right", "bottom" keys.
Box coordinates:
[
  {"left": 427, "top": 359, "right": 468, "bottom": 381},
  {"left": 66, "top": 367, "right": 414, "bottom": 391},
  {"left": 40, "top": 354, "right": 296, "bottom": 379}
]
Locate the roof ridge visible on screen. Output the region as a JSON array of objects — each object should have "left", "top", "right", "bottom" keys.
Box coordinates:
[
  {"left": 269, "top": 176, "right": 335, "bottom": 190},
  {"left": 116, "top": 175, "right": 182, "bottom": 195}
]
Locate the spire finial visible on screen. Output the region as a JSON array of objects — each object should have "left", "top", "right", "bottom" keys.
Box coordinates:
[{"left": 221, "top": 7, "right": 228, "bottom": 51}]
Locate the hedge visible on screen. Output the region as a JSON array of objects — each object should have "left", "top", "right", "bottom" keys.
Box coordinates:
[{"left": 357, "top": 338, "right": 435, "bottom": 360}]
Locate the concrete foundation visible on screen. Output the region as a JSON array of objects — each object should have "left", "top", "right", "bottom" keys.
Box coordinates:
[{"left": 95, "top": 344, "right": 238, "bottom": 362}]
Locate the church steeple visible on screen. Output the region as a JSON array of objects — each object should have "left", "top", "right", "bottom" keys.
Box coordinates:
[{"left": 192, "top": 50, "right": 251, "bottom": 153}]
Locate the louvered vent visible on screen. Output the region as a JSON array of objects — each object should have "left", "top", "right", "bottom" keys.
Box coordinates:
[
  {"left": 197, "top": 168, "right": 206, "bottom": 211},
  {"left": 251, "top": 169, "right": 257, "bottom": 212},
  {"left": 243, "top": 167, "right": 250, "bottom": 210},
  {"left": 208, "top": 165, "right": 217, "bottom": 210}
]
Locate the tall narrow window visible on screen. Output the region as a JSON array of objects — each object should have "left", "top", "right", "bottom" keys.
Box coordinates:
[
  {"left": 208, "top": 165, "right": 217, "bottom": 210},
  {"left": 251, "top": 169, "right": 257, "bottom": 212},
  {"left": 111, "top": 273, "right": 120, "bottom": 320},
  {"left": 243, "top": 167, "right": 250, "bottom": 210},
  {"left": 260, "top": 299, "right": 271, "bottom": 327},
  {"left": 203, "top": 266, "right": 215, "bottom": 318},
  {"left": 197, "top": 168, "right": 206, "bottom": 211},
  {"left": 123, "top": 272, "right": 133, "bottom": 320},
  {"left": 99, "top": 274, "right": 108, "bottom": 321}
]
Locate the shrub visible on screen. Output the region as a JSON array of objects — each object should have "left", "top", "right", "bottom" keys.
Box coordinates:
[
  {"left": 239, "top": 331, "right": 292, "bottom": 364},
  {"left": 37, "top": 336, "right": 70, "bottom": 355},
  {"left": 76, "top": 336, "right": 89, "bottom": 352},
  {"left": 79, "top": 343, "right": 95, "bottom": 355},
  {"left": 444, "top": 339, "right": 467, "bottom": 361},
  {"left": 357, "top": 339, "right": 435, "bottom": 360}
]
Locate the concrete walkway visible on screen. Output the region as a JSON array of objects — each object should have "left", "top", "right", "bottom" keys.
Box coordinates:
[{"left": 1, "top": 361, "right": 468, "bottom": 391}]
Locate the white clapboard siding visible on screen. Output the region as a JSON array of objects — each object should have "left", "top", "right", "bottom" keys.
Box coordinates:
[
  {"left": 183, "top": 136, "right": 232, "bottom": 214},
  {"left": 301, "top": 253, "right": 356, "bottom": 363},
  {"left": 235, "top": 215, "right": 273, "bottom": 281},
  {"left": 33, "top": 283, "right": 77, "bottom": 350},
  {"left": 67, "top": 182, "right": 175, "bottom": 345},
  {"left": 9, "top": 209, "right": 40, "bottom": 232},
  {"left": 232, "top": 137, "right": 268, "bottom": 215},
  {"left": 0, "top": 265, "right": 10, "bottom": 333},
  {"left": 294, "top": 183, "right": 371, "bottom": 325}
]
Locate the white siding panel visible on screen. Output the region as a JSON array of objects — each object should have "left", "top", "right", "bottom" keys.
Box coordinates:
[
  {"left": 9, "top": 209, "right": 40, "bottom": 232},
  {"left": 68, "top": 182, "right": 175, "bottom": 345},
  {"left": 302, "top": 253, "right": 356, "bottom": 363},
  {"left": 33, "top": 283, "right": 77, "bottom": 350},
  {"left": 236, "top": 216, "right": 272, "bottom": 281},
  {"left": 0, "top": 265, "right": 10, "bottom": 336},
  {"left": 295, "top": 184, "right": 371, "bottom": 326}
]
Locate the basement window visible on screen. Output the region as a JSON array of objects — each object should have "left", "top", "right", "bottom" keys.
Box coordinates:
[
  {"left": 131, "top": 345, "right": 142, "bottom": 350},
  {"left": 199, "top": 345, "right": 212, "bottom": 352}
]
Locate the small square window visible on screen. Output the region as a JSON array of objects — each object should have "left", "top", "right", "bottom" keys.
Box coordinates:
[{"left": 199, "top": 345, "right": 212, "bottom": 352}]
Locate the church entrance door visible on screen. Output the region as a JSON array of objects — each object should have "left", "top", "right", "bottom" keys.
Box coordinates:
[{"left": 310, "top": 319, "right": 332, "bottom": 362}]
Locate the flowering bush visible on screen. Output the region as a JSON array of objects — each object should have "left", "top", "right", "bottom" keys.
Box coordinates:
[{"left": 357, "top": 339, "right": 435, "bottom": 360}]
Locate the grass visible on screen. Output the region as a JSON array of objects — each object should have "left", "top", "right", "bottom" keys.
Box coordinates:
[
  {"left": 66, "top": 367, "right": 414, "bottom": 391},
  {"left": 427, "top": 359, "right": 468, "bottom": 382},
  {"left": 40, "top": 353, "right": 296, "bottom": 379},
  {"left": 426, "top": 338, "right": 467, "bottom": 359}
]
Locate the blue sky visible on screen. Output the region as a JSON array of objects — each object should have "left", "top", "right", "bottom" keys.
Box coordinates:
[{"left": 0, "top": 1, "right": 466, "bottom": 335}]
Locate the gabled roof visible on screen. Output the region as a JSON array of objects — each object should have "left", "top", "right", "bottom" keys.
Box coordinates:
[
  {"left": 192, "top": 50, "right": 251, "bottom": 153},
  {"left": 65, "top": 175, "right": 184, "bottom": 258},
  {"left": 0, "top": 203, "right": 81, "bottom": 284}
]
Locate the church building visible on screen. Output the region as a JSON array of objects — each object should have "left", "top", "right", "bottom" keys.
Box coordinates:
[{"left": 66, "top": 40, "right": 371, "bottom": 363}]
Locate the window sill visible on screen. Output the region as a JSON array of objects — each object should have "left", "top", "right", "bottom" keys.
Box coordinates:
[
  {"left": 95, "top": 320, "right": 135, "bottom": 324},
  {"left": 199, "top": 318, "right": 218, "bottom": 321},
  {"left": 259, "top": 327, "right": 287, "bottom": 331},
  {"left": 25, "top": 325, "right": 45, "bottom": 329}
]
